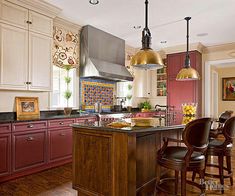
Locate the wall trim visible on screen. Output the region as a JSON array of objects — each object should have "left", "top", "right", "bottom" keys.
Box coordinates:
[
  {"left": 3, "top": 0, "right": 61, "bottom": 18},
  {"left": 54, "top": 17, "right": 82, "bottom": 33},
  {"left": 203, "top": 42, "right": 235, "bottom": 54},
  {"left": 204, "top": 58, "right": 235, "bottom": 117}
]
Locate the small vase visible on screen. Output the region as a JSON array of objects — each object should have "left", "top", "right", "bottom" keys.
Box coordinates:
[{"left": 64, "top": 107, "right": 72, "bottom": 116}]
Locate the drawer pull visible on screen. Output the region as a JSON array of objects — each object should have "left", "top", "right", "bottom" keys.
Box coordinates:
[
  {"left": 59, "top": 122, "right": 64, "bottom": 125},
  {"left": 27, "top": 124, "right": 34, "bottom": 128},
  {"left": 26, "top": 137, "right": 34, "bottom": 141},
  {"left": 59, "top": 133, "right": 66, "bottom": 136}
]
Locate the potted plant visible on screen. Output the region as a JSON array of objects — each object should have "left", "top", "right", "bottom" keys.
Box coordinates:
[
  {"left": 138, "top": 100, "right": 152, "bottom": 112},
  {"left": 63, "top": 64, "right": 73, "bottom": 115}
]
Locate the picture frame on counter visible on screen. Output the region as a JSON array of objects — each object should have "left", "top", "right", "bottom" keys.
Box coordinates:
[
  {"left": 15, "top": 97, "right": 40, "bottom": 120},
  {"left": 222, "top": 77, "right": 235, "bottom": 101}
]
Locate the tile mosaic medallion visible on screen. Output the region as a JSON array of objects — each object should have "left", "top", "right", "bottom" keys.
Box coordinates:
[{"left": 80, "top": 78, "right": 115, "bottom": 112}]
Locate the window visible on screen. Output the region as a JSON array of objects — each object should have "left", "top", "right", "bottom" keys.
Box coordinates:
[
  {"left": 116, "top": 81, "right": 133, "bottom": 106},
  {"left": 51, "top": 65, "right": 76, "bottom": 108}
]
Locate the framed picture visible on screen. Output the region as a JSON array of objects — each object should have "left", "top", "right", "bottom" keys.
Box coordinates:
[
  {"left": 222, "top": 77, "right": 235, "bottom": 101},
  {"left": 15, "top": 97, "right": 40, "bottom": 120}
]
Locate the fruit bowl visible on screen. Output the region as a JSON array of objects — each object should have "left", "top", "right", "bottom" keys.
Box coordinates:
[{"left": 182, "top": 103, "right": 197, "bottom": 124}]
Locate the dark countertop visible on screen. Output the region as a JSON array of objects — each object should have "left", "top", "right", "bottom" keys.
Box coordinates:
[
  {"left": 72, "top": 120, "right": 184, "bottom": 133},
  {"left": 0, "top": 109, "right": 161, "bottom": 124},
  {"left": 0, "top": 113, "right": 97, "bottom": 124}
]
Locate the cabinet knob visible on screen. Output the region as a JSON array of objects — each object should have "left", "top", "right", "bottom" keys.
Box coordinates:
[
  {"left": 26, "top": 21, "right": 32, "bottom": 24},
  {"left": 25, "top": 82, "right": 32, "bottom": 85},
  {"left": 59, "top": 122, "right": 64, "bottom": 125},
  {"left": 59, "top": 133, "right": 66, "bottom": 136},
  {"left": 27, "top": 124, "right": 34, "bottom": 128},
  {"left": 26, "top": 136, "right": 34, "bottom": 141}
]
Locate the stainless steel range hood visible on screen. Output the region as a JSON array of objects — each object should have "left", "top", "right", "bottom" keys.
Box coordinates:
[{"left": 80, "top": 25, "right": 133, "bottom": 81}]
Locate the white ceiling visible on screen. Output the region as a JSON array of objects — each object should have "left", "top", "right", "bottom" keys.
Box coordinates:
[{"left": 44, "top": 0, "right": 235, "bottom": 50}]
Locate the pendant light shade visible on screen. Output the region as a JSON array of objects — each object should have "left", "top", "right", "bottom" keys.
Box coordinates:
[
  {"left": 130, "top": 0, "right": 164, "bottom": 70},
  {"left": 176, "top": 17, "right": 200, "bottom": 81},
  {"left": 130, "top": 49, "right": 163, "bottom": 70}
]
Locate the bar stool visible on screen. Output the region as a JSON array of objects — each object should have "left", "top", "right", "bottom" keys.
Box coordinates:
[
  {"left": 156, "top": 118, "right": 212, "bottom": 196},
  {"left": 210, "top": 110, "right": 233, "bottom": 139},
  {"left": 193, "top": 116, "right": 235, "bottom": 194}
]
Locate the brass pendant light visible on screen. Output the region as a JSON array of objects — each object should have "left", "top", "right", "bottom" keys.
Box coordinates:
[
  {"left": 176, "top": 17, "right": 200, "bottom": 81},
  {"left": 130, "top": 0, "right": 164, "bottom": 70}
]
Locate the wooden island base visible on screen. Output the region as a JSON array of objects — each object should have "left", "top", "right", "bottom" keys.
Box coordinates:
[{"left": 72, "top": 125, "right": 183, "bottom": 196}]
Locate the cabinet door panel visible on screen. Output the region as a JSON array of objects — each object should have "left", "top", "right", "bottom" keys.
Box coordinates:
[
  {"left": 0, "top": 24, "right": 28, "bottom": 90},
  {"left": 48, "top": 128, "right": 72, "bottom": 162},
  {"left": 0, "top": 134, "right": 11, "bottom": 177},
  {"left": 0, "top": 1, "right": 28, "bottom": 29},
  {"left": 12, "top": 130, "right": 46, "bottom": 172},
  {"left": 28, "top": 32, "right": 52, "bottom": 91},
  {"left": 28, "top": 11, "right": 53, "bottom": 37},
  {"left": 167, "top": 53, "right": 183, "bottom": 78}
]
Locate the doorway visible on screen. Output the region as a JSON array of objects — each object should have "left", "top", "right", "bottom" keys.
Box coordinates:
[{"left": 205, "top": 59, "right": 235, "bottom": 117}]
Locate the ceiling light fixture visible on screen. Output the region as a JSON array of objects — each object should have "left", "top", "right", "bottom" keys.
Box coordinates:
[
  {"left": 176, "top": 17, "right": 200, "bottom": 81},
  {"left": 89, "top": 0, "right": 99, "bottom": 5},
  {"left": 133, "top": 25, "right": 141, "bottom": 30},
  {"left": 197, "top": 33, "right": 208, "bottom": 37},
  {"left": 130, "top": 0, "right": 164, "bottom": 70}
]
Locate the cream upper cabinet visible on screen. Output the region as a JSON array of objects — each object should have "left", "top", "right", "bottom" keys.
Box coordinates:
[
  {"left": 133, "top": 69, "right": 156, "bottom": 98},
  {"left": 0, "top": 23, "right": 28, "bottom": 90},
  {"left": 29, "top": 11, "right": 53, "bottom": 37},
  {"left": 0, "top": 1, "right": 28, "bottom": 29},
  {"left": 28, "top": 32, "right": 52, "bottom": 91},
  {"left": 0, "top": 0, "right": 53, "bottom": 91}
]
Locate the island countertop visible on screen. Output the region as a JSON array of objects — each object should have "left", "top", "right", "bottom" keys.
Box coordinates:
[
  {"left": 71, "top": 119, "right": 184, "bottom": 133},
  {"left": 72, "top": 119, "right": 184, "bottom": 196}
]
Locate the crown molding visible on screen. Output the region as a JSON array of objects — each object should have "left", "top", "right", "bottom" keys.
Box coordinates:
[
  {"left": 203, "top": 42, "right": 235, "bottom": 54},
  {"left": 54, "top": 17, "right": 82, "bottom": 33},
  {"left": 3, "top": 0, "right": 61, "bottom": 18},
  {"left": 159, "top": 42, "right": 205, "bottom": 56}
]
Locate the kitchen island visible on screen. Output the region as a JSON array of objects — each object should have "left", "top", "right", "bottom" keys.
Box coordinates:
[{"left": 72, "top": 120, "right": 184, "bottom": 196}]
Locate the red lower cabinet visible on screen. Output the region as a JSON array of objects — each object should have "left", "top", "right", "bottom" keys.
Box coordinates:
[
  {"left": 0, "top": 133, "right": 11, "bottom": 177},
  {"left": 0, "top": 124, "right": 11, "bottom": 177},
  {"left": 48, "top": 128, "right": 72, "bottom": 162},
  {"left": 48, "top": 118, "right": 75, "bottom": 163},
  {"left": 12, "top": 130, "right": 47, "bottom": 172}
]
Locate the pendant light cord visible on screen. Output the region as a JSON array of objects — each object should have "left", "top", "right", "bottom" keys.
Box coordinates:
[
  {"left": 145, "top": 0, "right": 148, "bottom": 30},
  {"left": 142, "top": 0, "right": 151, "bottom": 49},
  {"left": 184, "top": 17, "right": 191, "bottom": 68}
]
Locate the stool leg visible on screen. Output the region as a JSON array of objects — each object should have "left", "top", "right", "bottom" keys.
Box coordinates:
[
  {"left": 175, "top": 170, "right": 179, "bottom": 194},
  {"left": 199, "top": 169, "right": 206, "bottom": 194},
  {"left": 181, "top": 170, "right": 187, "bottom": 196},
  {"left": 226, "top": 155, "right": 233, "bottom": 186},
  {"left": 218, "top": 155, "right": 224, "bottom": 194},
  {"left": 192, "top": 171, "right": 196, "bottom": 182}
]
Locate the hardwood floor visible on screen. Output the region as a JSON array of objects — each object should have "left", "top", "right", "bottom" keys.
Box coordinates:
[
  {"left": 0, "top": 164, "right": 76, "bottom": 196},
  {"left": 0, "top": 153, "right": 235, "bottom": 196}
]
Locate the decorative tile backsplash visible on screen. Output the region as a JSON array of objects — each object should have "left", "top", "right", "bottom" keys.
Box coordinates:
[{"left": 80, "top": 78, "right": 115, "bottom": 112}]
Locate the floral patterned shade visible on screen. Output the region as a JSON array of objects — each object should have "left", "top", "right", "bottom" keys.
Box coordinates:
[{"left": 53, "top": 26, "right": 79, "bottom": 68}]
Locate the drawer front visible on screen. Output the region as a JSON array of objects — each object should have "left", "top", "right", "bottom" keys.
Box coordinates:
[
  {"left": 48, "top": 118, "right": 75, "bottom": 128},
  {"left": 0, "top": 123, "right": 11, "bottom": 134},
  {"left": 12, "top": 130, "right": 46, "bottom": 172},
  {"left": 48, "top": 128, "right": 72, "bottom": 162},
  {"left": 12, "top": 121, "right": 47, "bottom": 132},
  {"left": 76, "top": 116, "right": 97, "bottom": 123}
]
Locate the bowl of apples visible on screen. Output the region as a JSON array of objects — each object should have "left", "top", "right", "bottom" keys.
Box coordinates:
[{"left": 182, "top": 103, "right": 197, "bottom": 124}]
